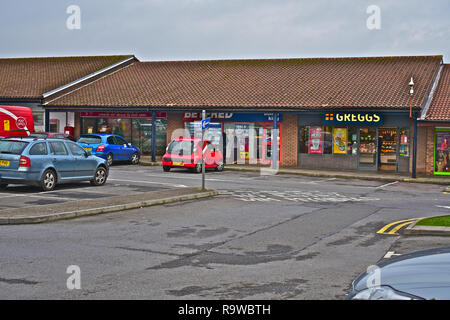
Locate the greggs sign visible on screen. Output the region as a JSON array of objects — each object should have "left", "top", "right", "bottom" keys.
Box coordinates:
[{"left": 323, "top": 112, "right": 383, "bottom": 126}]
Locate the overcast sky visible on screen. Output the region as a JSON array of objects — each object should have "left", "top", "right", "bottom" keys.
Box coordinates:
[{"left": 0, "top": 0, "right": 449, "bottom": 62}]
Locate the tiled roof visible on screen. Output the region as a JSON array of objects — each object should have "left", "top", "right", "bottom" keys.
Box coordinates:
[
  {"left": 47, "top": 55, "right": 442, "bottom": 110},
  {"left": 0, "top": 55, "right": 134, "bottom": 100},
  {"left": 425, "top": 64, "right": 450, "bottom": 121}
]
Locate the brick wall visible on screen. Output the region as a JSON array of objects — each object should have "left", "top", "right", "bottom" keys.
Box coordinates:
[
  {"left": 425, "top": 127, "right": 435, "bottom": 175},
  {"left": 166, "top": 112, "right": 185, "bottom": 145},
  {"left": 281, "top": 114, "right": 298, "bottom": 167}
]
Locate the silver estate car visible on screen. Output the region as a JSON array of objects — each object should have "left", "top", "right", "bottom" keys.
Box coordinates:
[{"left": 0, "top": 138, "right": 108, "bottom": 191}]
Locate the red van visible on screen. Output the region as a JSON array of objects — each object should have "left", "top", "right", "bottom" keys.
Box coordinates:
[
  {"left": 162, "top": 138, "right": 224, "bottom": 173},
  {"left": 0, "top": 106, "right": 34, "bottom": 138}
]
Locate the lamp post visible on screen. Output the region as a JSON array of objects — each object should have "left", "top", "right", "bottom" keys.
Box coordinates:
[
  {"left": 409, "top": 77, "right": 417, "bottom": 178},
  {"left": 409, "top": 77, "right": 414, "bottom": 119}
]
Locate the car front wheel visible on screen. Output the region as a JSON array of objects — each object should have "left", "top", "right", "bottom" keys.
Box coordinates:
[
  {"left": 130, "top": 152, "right": 140, "bottom": 165},
  {"left": 215, "top": 161, "right": 224, "bottom": 172},
  {"left": 0, "top": 183, "right": 8, "bottom": 189},
  {"left": 91, "top": 167, "right": 107, "bottom": 186},
  {"left": 106, "top": 153, "right": 113, "bottom": 166},
  {"left": 40, "top": 169, "right": 56, "bottom": 191}
]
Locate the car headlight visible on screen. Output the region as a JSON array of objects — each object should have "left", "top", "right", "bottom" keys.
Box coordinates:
[{"left": 351, "top": 286, "right": 423, "bottom": 300}]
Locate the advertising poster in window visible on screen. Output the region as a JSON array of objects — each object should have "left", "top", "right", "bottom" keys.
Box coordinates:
[
  {"left": 309, "top": 127, "right": 323, "bottom": 154},
  {"left": 435, "top": 131, "right": 450, "bottom": 174},
  {"left": 333, "top": 128, "right": 347, "bottom": 154}
]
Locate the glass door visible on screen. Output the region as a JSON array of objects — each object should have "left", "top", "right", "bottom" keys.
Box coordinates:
[{"left": 359, "top": 128, "right": 377, "bottom": 170}]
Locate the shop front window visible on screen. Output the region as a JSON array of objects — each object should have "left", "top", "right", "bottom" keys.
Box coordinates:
[
  {"left": 435, "top": 130, "right": 450, "bottom": 174},
  {"left": 399, "top": 128, "right": 410, "bottom": 157},
  {"left": 300, "top": 126, "right": 355, "bottom": 155},
  {"left": 81, "top": 116, "right": 167, "bottom": 155}
]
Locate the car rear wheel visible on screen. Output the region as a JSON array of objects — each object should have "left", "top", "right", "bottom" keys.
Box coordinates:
[
  {"left": 106, "top": 153, "right": 113, "bottom": 166},
  {"left": 40, "top": 169, "right": 56, "bottom": 192},
  {"left": 163, "top": 165, "right": 171, "bottom": 172},
  {"left": 130, "top": 152, "right": 140, "bottom": 165},
  {"left": 90, "top": 167, "right": 107, "bottom": 186}
]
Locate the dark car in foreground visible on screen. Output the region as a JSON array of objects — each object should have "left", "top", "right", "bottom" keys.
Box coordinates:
[
  {"left": 77, "top": 134, "right": 140, "bottom": 166},
  {"left": 347, "top": 247, "right": 450, "bottom": 300},
  {"left": 0, "top": 138, "right": 108, "bottom": 191}
]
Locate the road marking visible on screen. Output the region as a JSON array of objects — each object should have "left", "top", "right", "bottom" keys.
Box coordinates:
[
  {"left": 376, "top": 217, "right": 423, "bottom": 235},
  {"left": 436, "top": 205, "right": 450, "bottom": 209},
  {"left": 108, "top": 178, "right": 187, "bottom": 188},
  {"left": 375, "top": 181, "right": 398, "bottom": 189},
  {"left": 0, "top": 193, "right": 73, "bottom": 201},
  {"left": 384, "top": 251, "right": 402, "bottom": 258}
]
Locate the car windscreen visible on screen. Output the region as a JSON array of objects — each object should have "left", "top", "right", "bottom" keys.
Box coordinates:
[
  {"left": 167, "top": 141, "right": 196, "bottom": 155},
  {"left": 0, "top": 140, "right": 29, "bottom": 154},
  {"left": 78, "top": 135, "right": 102, "bottom": 144}
]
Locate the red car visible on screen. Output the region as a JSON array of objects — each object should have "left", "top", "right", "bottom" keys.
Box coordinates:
[{"left": 162, "top": 138, "right": 224, "bottom": 173}]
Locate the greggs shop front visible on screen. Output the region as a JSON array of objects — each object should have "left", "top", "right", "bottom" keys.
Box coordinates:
[{"left": 298, "top": 111, "right": 411, "bottom": 172}]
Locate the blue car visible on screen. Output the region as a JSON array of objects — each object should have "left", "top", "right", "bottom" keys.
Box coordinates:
[
  {"left": 77, "top": 134, "right": 140, "bottom": 166},
  {"left": 0, "top": 138, "right": 108, "bottom": 191}
]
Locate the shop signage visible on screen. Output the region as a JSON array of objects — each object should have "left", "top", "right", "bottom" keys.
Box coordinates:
[
  {"left": 333, "top": 128, "right": 347, "bottom": 154},
  {"left": 309, "top": 127, "right": 323, "bottom": 154},
  {"left": 183, "top": 112, "right": 282, "bottom": 122},
  {"left": 323, "top": 112, "right": 383, "bottom": 125},
  {"left": 80, "top": 112, "right": 166, "bottom": 118}
]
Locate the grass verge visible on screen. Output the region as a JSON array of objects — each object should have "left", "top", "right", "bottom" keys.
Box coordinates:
[{"left": 416, "top": 216, "right": 450, "bottom": 227}]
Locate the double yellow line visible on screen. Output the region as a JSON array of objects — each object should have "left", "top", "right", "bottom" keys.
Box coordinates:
[{"left": 376, "top": 218, "right": 423, "bottom": 235}]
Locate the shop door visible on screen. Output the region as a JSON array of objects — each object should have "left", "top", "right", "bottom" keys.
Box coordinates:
[
  {"left": 262, "top": 124, "right": 281, "bottom": 164},
  {"left": 358, "top": 128, "right": 377, "bottom": 170},
  {"left": 378, "top": 128, "right": 397, "bottom": 171}
]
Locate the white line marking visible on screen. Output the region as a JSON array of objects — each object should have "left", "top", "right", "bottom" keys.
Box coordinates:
[
  {"left": 384, "top": 251, "right": 402, "bottom": 259},
  {"left": 375, "top": 181, "right": 398, "bottom": 189},
  {"left": 108, "top": 178, "right": 187, "bottom": 188},
  {"left": 436, "top": 205, "right": 450, "bottom": 209}
]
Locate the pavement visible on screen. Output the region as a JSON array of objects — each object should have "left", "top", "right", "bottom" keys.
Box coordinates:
[{"left": 0, "top": 187, "right": 217, "bottom": 225}]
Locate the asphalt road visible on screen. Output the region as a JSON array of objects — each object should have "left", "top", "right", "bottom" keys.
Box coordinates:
[{"left": 1, "top": 165, "right": 450, "bottom": 299}]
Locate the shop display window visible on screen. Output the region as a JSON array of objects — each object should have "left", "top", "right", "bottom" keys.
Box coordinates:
[
  {"left": 81, "top": 116, "right": 167, "bottom": 155},
  {"left": 435, "top": 129, "right": 450, "bottom": 175},
  {"left": 300, "top": 126, "right": 354, "bottom": 155},
  {"left": 399, "top": 128, "right": 409, "bottom": 157}
]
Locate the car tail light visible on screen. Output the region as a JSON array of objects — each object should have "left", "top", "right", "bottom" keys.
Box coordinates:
[
  {"left": 96, "top": 144, "right": 106, "bottom": 152},
  {"left": 19, "top": 155, "right": 31, "bottom": 167}
]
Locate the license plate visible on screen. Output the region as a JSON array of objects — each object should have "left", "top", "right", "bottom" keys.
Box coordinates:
[
  {"left": 172, "top": 162, "right": 184, "bottom": 166},
  {"left": 0, "top": 160, "right": 10, "bottom": 166},
  {"left": 84, "top": 147, "right": 92, "bottom": 151}
]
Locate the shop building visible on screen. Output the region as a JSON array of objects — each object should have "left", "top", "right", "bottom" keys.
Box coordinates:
[{"left": 45, "top": 55, "right": 444, "bottom": 175}]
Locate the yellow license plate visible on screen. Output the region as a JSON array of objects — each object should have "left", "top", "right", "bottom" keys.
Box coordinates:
[
  {"left": 172, "top": 162, "right": 184, "bottom": 166},
  {"left": 84, "top": 147, "right": 92, "bottom": 151},
  {"left": 0, "top": 160, "right": 10, "bottom": 166}
]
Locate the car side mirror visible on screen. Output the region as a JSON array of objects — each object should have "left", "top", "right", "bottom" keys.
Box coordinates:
[{"left": 86, "top": 151, "right": 92, "bottom": 157}]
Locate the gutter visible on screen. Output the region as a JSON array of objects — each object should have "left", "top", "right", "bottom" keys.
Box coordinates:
[{"left": 419, "top": 62, "right": 444, "bottom": 120}]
